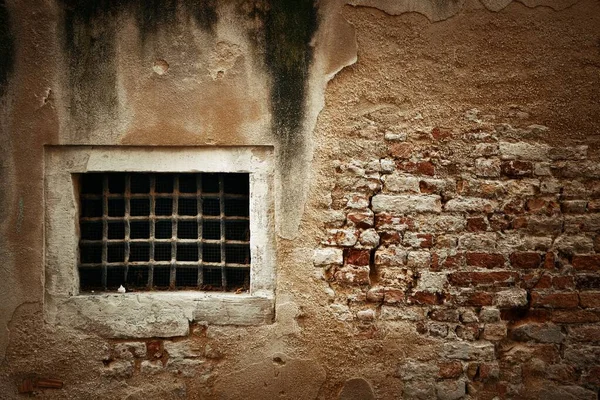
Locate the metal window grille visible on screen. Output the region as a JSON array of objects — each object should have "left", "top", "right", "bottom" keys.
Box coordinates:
[{"left": 78, "top": 172, "right": 250, "bottom": 292}]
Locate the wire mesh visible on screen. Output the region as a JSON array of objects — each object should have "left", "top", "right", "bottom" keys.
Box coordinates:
[{"left": 78, "top": 172, "right": 251, "bottom": 292}]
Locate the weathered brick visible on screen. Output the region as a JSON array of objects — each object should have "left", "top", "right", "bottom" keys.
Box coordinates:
[
  {"left": 431, "top": 252, "right": 463, "bottom": 271},
  {"left": 334, "top": 265, "right": 370, "bottom": 285},
  {"left": 456, "top": 323, "right": 480, "bottom": 341},
  {"left": 436, "top": 379, "right": 466, "bottom": 400},
  {"left": 323, "top": 229, "right": 358, "bottom": 247},
  {"left": 438, "top": 361, "right": 463, "bottom": 379},
  {"left": 430, "top": 308, "right": 460, "bottom": 322},
  {"left": 501, "top": 160, "right": 533, "bottom": 177},
  {"left": 499, "top": 142, "right": 549, "bottom": 161},
  {"left": 575, "top": 274, "right": 600, "bottom": 290},
  {"left": 553, "top": 235, "right": 595, "bottom": 255},
  {"left": 457, "top": 291, "right": 493, "bottom": 306},
  {"left": 445, "top": 197, "right": 497, "bottom": 213},
  {"left": 510, "top": 252, "right": 542, "bottom": 269},
  {"left": 561, "top": 200, "right": 587, "bottom": 214},
  {"left": 375, "top": 246, "right": 406, "bottom": 266},
  {"left": 494, "top": 288, "right": 528, "bottom": 308},
  {"left": 449, "top": 271, "right": 517, "bottom": 287},
  {"left": 383, "top": 288, "right": 405, "bottom": 304},
  {"left": 467, "top": 217, "right": 488, "bottom": 232},
  {"left": 511, "top": 323, "right": 565, "bottom": 343},
  {"left": 372, "top": 194, "right": 442, "bottom": 214},
  {"left": 483, "top": 323, "right": 507, "bottom": 341},
  {"left": 572, "top": 255, "right": 600, "bottom": 271},
  {"left": 551, "top": 310, "right": 600, "bottom": 324},
  {"left": 408, "top": 291, "right": 442, "bottom": 305},
  {"left": 531, "top": 292, "right": 579, "bottom": 309},
  {"left": 466, "top": 253, "right": 505, "bottom": 268},
  {"left": 579, "top": 292, "right": 600, "bottom": 308},
  {"left": 388, "top": 142, "right": 413, "bottom": 159},
  {"left": 475, "top": 158, "right": 501, "bottom": 177},
  {"left": 403, "top": 232, "right": 433, "bottom": 248},
  {"left": 552, "top": 276, "right": 574, "bottom": 290},
  {"left": 443, "top": 342, "right": 495, "bottom": 361},
  {"left": 346, "top": 209, "right": 374, "bottom": 228},
  {"left": 548, "top": 145, "right": 587, "bottom": 160},
  {"left": 432, "top": 127, "right": 453, "bottom": 140},
  {"left": 345, "top": 249, "right": 370, "bottom": 266},
  {"left": 569, "top": 325, "right": 600, "bottom": 342},
  {"left": 359, "top": 229, "right": 380, "bottom": 247},
  {"left": 384, "top": 174, "right": 419, "bottom": 193},
  {"left": 406, "top": 251, "right": 431, "bottom": 268}
]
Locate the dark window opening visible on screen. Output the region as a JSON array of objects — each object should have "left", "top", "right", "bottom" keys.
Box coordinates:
[{"left": 78, "top": 172, "right": 250, "bottom": 292}]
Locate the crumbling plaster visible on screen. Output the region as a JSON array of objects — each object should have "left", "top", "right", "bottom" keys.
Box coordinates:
[{"left": 0, "top": 0, "right": 599, "bottom": 398}]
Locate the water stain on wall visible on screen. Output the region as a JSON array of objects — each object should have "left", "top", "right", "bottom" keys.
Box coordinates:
[{"left": 0, "top": 0, "right": 15, "bottom": 97}]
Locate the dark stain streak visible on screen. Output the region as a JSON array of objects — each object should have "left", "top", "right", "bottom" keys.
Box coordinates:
[
  {"left": 262, "top": 0, "right": 318, "bottom": 153},
  {"left": 0, "top": 0, "right": 15, "bottom": 97},
  {"left": 59, "top": 0, "right": 218, "bottom": 134}
]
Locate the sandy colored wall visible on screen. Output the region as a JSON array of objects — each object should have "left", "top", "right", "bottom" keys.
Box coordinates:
[{"left": 1, "top": 0, "right": 599, "bottom": 398}]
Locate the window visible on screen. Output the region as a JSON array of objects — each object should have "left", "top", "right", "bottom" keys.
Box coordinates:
[
  {"left": 45, "top": 147, "right": 275, "bottom": 337},
  {"left": 78, "top": 172, "right": 251, "bottom": 292}
]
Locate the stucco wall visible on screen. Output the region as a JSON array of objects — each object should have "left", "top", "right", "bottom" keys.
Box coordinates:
[{"left": 1, "top": 0, "right": 599, "bottom": 398}]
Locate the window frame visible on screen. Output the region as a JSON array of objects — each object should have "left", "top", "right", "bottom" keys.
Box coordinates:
[{"left": 44, "top": 146, "right": 275, "bottom": 337}]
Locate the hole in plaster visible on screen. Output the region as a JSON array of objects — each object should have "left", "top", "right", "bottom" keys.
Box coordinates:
[
  {"left": 273, "top": 356, "right": 286, "bottom": 365},
  {"left": 153, "top": 59, "right": 169, "bottom": 75}
]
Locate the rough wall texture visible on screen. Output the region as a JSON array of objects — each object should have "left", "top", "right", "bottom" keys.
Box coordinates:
[{"left": 1, "top": 0, "right": 599, "bottom": 399}]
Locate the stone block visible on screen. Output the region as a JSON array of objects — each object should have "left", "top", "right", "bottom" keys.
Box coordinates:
[
  {"left": 313, "top": 248, "right": 343, "bottom": 266},
  {"left": 372, "top": 194, "right": 442, "bottom": 214},
  {"left": 443, "top": 342, "right": 495, "bottom": 361},
  {"left": 511, "top": 323, "right": 565, "bottom": 343},
  {"left": 444, "top": 197, "right": 497, "bottom": 213}
]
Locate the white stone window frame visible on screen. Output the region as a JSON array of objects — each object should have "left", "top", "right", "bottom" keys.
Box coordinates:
[{"left": 44, "top": 146, "right": 275, "bottom": 338}]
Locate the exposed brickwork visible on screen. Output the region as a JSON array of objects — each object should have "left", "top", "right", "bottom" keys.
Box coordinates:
[{"left": 314, "top": 122, "right": 600, "bottom": 398}]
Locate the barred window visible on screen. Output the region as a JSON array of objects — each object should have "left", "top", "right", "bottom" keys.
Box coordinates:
[{"left": 78, "top": 172, "right": 251, "bottom": 292}]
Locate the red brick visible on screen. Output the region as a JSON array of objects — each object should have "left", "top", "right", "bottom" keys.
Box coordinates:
[
  {"left": 500, "top": 308, "right": 550, "bottom": 323},
  {"left": 408, "top": 291, "right": 442, "bottom": 305},
  {"left": 512, "top": 216, "right": 528, "bottom": 229},
  {"left": 449, "top": 271, "right": 517, "bottom": 287},
  {"left": 417, "top": 233, "right": 433, "bottom": 248},
  {"left": 510, "top": 252, "right": 542, "bottom": 269},
  {"left": 551, "top": 310, "right": 600, "bottom": 324},
  {"left": 416, "top": 161, "right": 435, "bottom": 176},
  {"left": 579, "top": 292, "right": 600, "bottom": 308},
  {"left": 379, "top": 231, "right": 402, "bottom": 246},
  {"left": 569, "top": 325, "right": 600, "bottom": 342},
  {"left": 543, "top": 252, "right": 556, "bottom": 270},
  {"left": 466, "top": 253, "right": 505, "bottom": 269},
  {"left": 458, "top": 291, "right": 493, "bottom": 306},
  {"left": 438, "top": 361, "right": 463, "bottom": 379},
  {"left": 345, "top": 249, "right": 371, "bottom": 266},
  {"left": 531, "top": 292, "right": 579, "bottom": 309},
  {"left": 501, "top": 160, "right": 533, "bottom": 177},
  {"left": 526, "top": 198, "right": 547, "bottom": 213},
  {"left": 572, "top": 255, "right": 600, "bottom": 271},
  {"left": 552, "top": 276, "right": 574, "bottom": 290},
  {"left": 432, "top": 127, "right": 452, "bottom": 140},
  {"left": 432, "top": 253, "right": 463, "bottom": 271},
  {"left": 521, "top": 273, "right": 551, "bottom": 289},
  {"left": 503, "top": 199, "right": 525, "bottom": 215},
  {"left": 467, "top": 217, "right": 488, "bottom": 232},
  {"left": 347, "top": 211, "right": 374, "bottom": 229},
  {"left": 383, "top": 288, "right": 405, "bottom": 304},
  {"left": 388, "top": 142, "right": 412, "bottom": 159}
]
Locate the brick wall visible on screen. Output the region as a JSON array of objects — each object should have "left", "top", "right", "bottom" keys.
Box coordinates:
[{"left": 314, "top": 120, "right": 600, "bottom": 399}]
